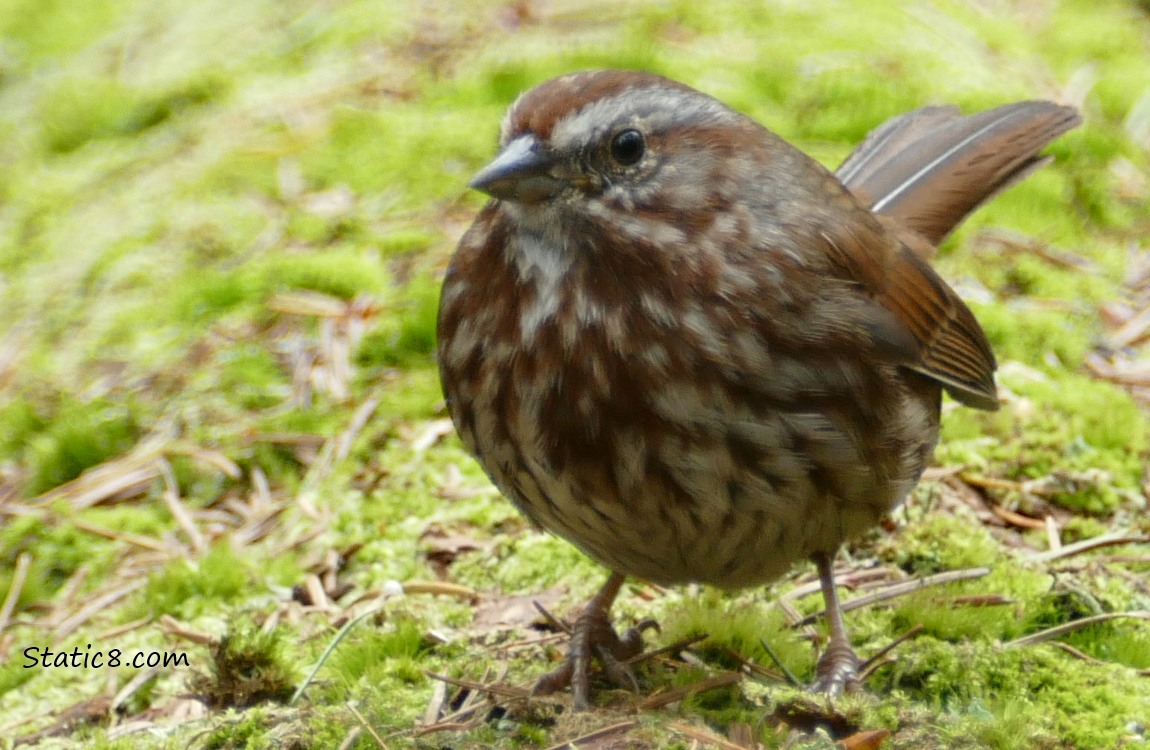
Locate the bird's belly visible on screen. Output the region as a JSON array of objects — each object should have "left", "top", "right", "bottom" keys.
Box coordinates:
[
  {"left": 458, "top": 369, "right": 934, "bottom": 588},
  {"left": 497, "top": 450, "right": 903, "bottom": 588}
]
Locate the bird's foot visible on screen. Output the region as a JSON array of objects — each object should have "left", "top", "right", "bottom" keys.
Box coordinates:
[
  {"left": 811, "top": 639, "right": 861, "bottom": 696},
  {"left": 533, "top": 608, "right": 659, "bottom": 710}
]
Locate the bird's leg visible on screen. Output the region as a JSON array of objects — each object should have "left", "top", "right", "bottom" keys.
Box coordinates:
[
  {"left": 811, "top": 550, "right": 861, "bottom": 695},
  {"left": 532, "top": 571, "right": 657, "bottom": 710}
]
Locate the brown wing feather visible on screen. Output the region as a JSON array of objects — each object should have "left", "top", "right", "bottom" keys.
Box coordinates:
[{"left": 820, "top": 221, "right": 999, "bottom": 410}]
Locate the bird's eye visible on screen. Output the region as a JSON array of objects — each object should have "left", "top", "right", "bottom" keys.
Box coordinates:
[{"left": 610, "top": 129, "right": 645, "bottom": 166}]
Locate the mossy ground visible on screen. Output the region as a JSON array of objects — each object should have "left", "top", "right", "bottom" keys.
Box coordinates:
[{"left": 0, "top": 1, "right": 1148, "bottom": 748}]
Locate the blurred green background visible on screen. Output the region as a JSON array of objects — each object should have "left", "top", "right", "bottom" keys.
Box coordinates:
[{"left": 0, "top": 1, "right": 1148, "bottom": 748}]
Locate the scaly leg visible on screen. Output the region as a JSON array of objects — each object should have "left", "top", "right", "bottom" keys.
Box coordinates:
[{"left": 811, "top": 550, "right": 861, "bottom": 695}]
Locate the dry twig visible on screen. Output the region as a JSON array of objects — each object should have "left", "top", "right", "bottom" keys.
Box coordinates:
[
  {"left": 1028, "top": 533, "right": 1150, "bottom": 563},
  {"left": 638, "top": 671, "right": 742, "bottom": 710},
  {"left": 858, "top": 624, "right": 925, "bottom": 681},
  {"left": 798, "top": 568, "right": 990, "bottom": 626},
  {"left": 1006, "top": 611, "right": 1150, "bottom": 647},
  {"left": 0, "top": 552, "right": 32, "bottom": 632},
  {"left": 543, "top": 720, "right": 639, "bottom": 750},
  {"left": 669, "top": 721, "right": 751, "bottom": 750}
]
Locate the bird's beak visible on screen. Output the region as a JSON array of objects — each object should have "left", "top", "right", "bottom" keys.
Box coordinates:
[{"left": 469, "top": 135, "right": 562, "bottom": 203}]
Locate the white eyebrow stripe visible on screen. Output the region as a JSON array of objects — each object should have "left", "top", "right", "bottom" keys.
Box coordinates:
[{"left": 549, "top": 87, "right": 739, "bottom": 152}]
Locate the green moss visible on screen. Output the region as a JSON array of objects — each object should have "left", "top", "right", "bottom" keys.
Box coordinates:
[
  {"left": 884, "top": 514, "right": 1001, "bottom": 576},
  {"left": 0, "top": 397, "right": 47, "bottom": 463},
  {"left": 0, "top": 507, "right": 153, "bottom": 603},
  {"left": 671, "top": 665, "right": 751, "bottom": 724},
  {"left": 0, "top": 0, "right": 120, "bottom": 61},
  {"left": 1061, "top": 516, "right": 1109, "bottom": 543},
  {"left": 881, "top": 524, "right": 1057, "bottom": 643},
  {"left": 80, "top": 738, "right": 142, "bottom": 750},
  {"left": 198, "top": 146, "right": 281, "bottom": 199},
  {"left": 365, "top": 365, "right": 446, "bottom": 422},
  {"left": 216, "top": 343, "right": 289, "bottom": 410},
  {"left": 1065, "top": 620, "right": 1150, "bottom": 670},
  {"left": 294, "top": 711, "right": 365, "bottom": 750},
  {"left": 938, "top": 373, "right": 1144, "bottom": 514},
  {"left": 298, "top": 104, "right": 494, "bottom": 210},
  {"left": 356, "top": 273, "right": 440, "bottom": 367},
  {"left": 961, "top": 699, "right": 1052, "bottom": 750},
  {"left": 24, "top": 397, "right": 140, "bottom": 496},
  {"left": 196, "top": 618, "right": 298, "bottom": 709},
  {"left": 38, "top": 72, "right": 225, "bottom": 154},
  {"left": 137, "top": 542, "right": 253, "bottom": 618},
  {"left": 87, "top": 505, "right": 169, "bottom": 537},
  {"left": 261, "top": 246, "right": 390, "bottom": 300},
  {"left": 0, "top": 660, "right": 36, "bottom": 697},
  {"left": 971, "top": 303, "right": 1093, "bottom": 370},
  {"left": 876, "top": 639, "right": 1150, "bottom": 747},
  {"left": 453, "top": 532, "right": 598, "bottom": 595},
  {"left": 1045, "top": 1, "right": 1150, "bottom": 119},
  {"left": 951, "top": 172, "right": 1086, "bottom": 250},
  {"left": 377, "top": 228, "right": 437, "bottom": 257},
  {"left": 200, "top": 707, "right": 275, "bottom": 750},
  {"left": 662, "top": 590, "right": 814, "bottom": 682},
  {"left": 175, "top": 268, "right": 265, "bottom": 324},
  {"left": 324, "top": 618, "right": 431, "bottom": 691},
  {"left": 1061, "top": 131, "right": 1141, "bottom": 231},
  {"left": 241, "top": 402, "right": 357, "bottom": 484},
  {"left": 893, "top": 594, "right": 1013, "bottom": 644}
]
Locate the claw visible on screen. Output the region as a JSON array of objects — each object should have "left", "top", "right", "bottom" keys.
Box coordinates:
[
  {"left": 531, "top": 573, "right": 653, "bottom": 709},
  {"left": 617, "top": 618, "right": 660, "bottom": 662}
]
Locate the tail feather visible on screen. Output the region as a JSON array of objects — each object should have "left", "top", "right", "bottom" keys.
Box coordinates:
[{"left": 837, "top": 102, "right": 1081, "bottom": 245}]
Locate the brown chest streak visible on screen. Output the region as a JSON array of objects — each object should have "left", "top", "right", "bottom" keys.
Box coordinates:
[
  {"left": 442, "top": 219, "right": 927, "bottom": 527},
  {"left": 513, "top": 286, "right": 638, "bottom": 468}
]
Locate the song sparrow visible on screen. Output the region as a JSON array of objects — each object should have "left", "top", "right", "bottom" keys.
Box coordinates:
[{"left": 437, "top": 70, "right": 1079, "bottom": 708}]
